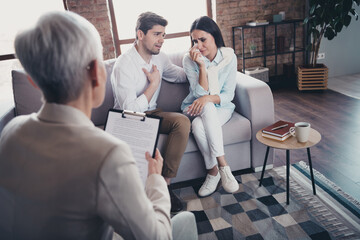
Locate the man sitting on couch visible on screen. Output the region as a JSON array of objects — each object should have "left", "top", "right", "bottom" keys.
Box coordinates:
[{"left": 111, "top": 12, "right": 191, "bottom": 213}]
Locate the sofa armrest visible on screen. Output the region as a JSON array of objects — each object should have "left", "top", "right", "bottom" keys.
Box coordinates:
[
  {"left": 0, "top": 107, "right": 15, "bottom": 135},
  {"left": 233, "top": 72, "right": 275, "bottom": 170}
]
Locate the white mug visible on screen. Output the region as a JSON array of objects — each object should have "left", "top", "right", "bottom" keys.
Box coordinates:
[{"left": 290, "top": 122, "right": 311, "bottom": 142}]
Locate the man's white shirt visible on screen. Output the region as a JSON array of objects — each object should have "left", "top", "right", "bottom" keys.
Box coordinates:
[{"left": 111, "top": 44, "right": 186, "bottom": 112}]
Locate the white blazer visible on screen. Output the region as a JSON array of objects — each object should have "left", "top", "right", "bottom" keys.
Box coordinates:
[{"left": 0, "top": 103, "right": 171, "bottom": 240}]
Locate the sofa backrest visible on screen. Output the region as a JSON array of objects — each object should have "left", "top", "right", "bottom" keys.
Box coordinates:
[
  {"left": 11, "top": 52, "right": 189, "bottom": 126},
  {"left": 157, "top": 81, "right": 189, "bottom": 112},
  {"left": 91, "top": 59, "right": 115, "bottom": 125},
  {"left": 11, "top": 70, "right": 42, "bottom": 116},
  {"left": 157, "top": 51, "right": 189, "bottom": 112},
  {"left": 11, "top": 59, "right": 116, "bottom": 126}
]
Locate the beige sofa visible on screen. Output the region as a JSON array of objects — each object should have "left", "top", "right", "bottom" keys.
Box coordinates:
[{"left": 0, "top": 53, "right": 274, "bottom": 183}]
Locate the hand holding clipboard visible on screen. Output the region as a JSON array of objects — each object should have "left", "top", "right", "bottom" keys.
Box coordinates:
[
  {"left": 104, "top": 109, "right": 162, "bottom": 185},
  {"left": 145, "top": 149, "right": 164, "bottom": 177}
]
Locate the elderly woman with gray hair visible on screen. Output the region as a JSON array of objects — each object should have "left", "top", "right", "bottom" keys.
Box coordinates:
[{"left": 0, "top": 11, "right": 196, "bottom": 240}]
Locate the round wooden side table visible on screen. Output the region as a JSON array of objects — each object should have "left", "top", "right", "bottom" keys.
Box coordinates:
[{"left": 256, "top": 128, "right": 321, "bottom": 204}]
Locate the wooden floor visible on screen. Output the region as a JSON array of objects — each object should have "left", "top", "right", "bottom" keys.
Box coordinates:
[{"left": 271, "top": 86, "right": 360, "bottom": 201}]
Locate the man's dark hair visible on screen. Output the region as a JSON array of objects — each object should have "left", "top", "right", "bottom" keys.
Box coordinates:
[
  {"left": 190, "top": 16, "right": 225, "bottom": 48},
  {"left": 135, "top": 12, "right": 168, "bottom": 39}
]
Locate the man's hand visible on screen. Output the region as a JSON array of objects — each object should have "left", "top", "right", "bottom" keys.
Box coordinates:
[
  {"left": 143, "top": 64, "right": 160, "bottom": 88},
  {"left": 187, "top": 95, "right": 211, "bottom": 116},
  {"left": 145, "top": 148, "right": 163, "bottom": 176}
]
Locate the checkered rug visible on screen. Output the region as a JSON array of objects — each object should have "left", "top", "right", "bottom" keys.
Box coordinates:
[{"left": 172, "top": 164, "right": 360, "bottom": 240}]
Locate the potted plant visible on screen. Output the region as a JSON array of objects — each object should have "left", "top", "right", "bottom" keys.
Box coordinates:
[
  {"left": 298, "top": 0, "right": 359, "bottom": 90},
  {"left": 305, "top": 0, "right": 359, "bottom": 67},
  {"left": 249, "top": 41, "right": 256, "bottom": 56}
]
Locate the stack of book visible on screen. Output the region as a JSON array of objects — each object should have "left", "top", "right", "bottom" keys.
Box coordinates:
[
  {"left": 246, "top": 20, "right": 269, "bottom": 26},
  {"left": 262, "top": 120, "right": 294, "bottom": 141}
]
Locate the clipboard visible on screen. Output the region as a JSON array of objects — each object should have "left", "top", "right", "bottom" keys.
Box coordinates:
[{"left": 104, "top": 109, "right": 162, "bottom": 185}]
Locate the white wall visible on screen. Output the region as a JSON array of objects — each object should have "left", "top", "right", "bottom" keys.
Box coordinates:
[{"left": 317, "top": 5, "right": 360, "bottom": 77}]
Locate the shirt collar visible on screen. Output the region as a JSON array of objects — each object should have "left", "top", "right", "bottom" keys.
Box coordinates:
[
  {"left": 204, "top": 48, "right": 223, "bottom": 66},
  {"left": 37, "top": 102, "right": 94, "bottom": 127},
  {"left": 212, "top": 49, "right": 223, "bottom": 64},
  {"left": 130, "top": 43, "right": 153, "bottom": 66}
]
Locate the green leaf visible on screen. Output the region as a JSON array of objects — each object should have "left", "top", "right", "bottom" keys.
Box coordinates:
[
  {"left": 335, "top": 4, "right": 342, "bottom": 15},
  {"left": 335, "top": 21, "right": 343, "bottom": 32},
  {"left": 310, "top": 5, "right": 316, "bottom": 15},
  {"left": 314, "top": 7, "right": 323, "bottom": 20},
  {"left": 325, "top": 27, "right": 335, "bottom": 40},
  {"left": 344, "top": 14, "right": 352, "bottom": 26},
  {"left": 343, "top": 0, "right": 353, "bottom": 12}
]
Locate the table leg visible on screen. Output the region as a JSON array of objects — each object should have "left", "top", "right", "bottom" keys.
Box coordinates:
[
  {"left": 259, "top": 146, "right": 270, "bottom": 187},
  {"left": 286, "top": 150, "right": 290, "bottom": 205},
  {"left": 307, "top": 148, "right": 317, "bottom": 195}
]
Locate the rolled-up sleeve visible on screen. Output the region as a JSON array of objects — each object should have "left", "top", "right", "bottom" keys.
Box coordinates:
[
  {"left": 219, "top": 54, "right": 237, "bottom": 106},
  {"left": 182, "top": 55, "right": 209, "bottom": 98},
  {"left": 111, "top": 57, "right": 149, "bottom": 112},
  {"left": 96, "top": 143, "right": 171, "bottom": 240},
  {"left": 162, "top": 54, "right": 187, "bottom": 83}
]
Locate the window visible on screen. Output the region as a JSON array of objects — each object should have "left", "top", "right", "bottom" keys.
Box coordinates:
[
  {"left": 0, "top": 0, "right": 64, "bottom": 112},
  {"left": 110, "top": 0, "right": 212, "bottom": 55}
]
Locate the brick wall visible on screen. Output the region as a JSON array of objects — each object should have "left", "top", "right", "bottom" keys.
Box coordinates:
[
  {"left": 64, "top": 0, "right": 305, "bottom": 69},
  {"left": 216, "top": 0, "right": 305, "bottom": 74},
  {"left": 65, "top": 0, "right": 115, "bottom": 60}
]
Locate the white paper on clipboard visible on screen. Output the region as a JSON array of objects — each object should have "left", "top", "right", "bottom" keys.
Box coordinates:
[{"left": 104, "top": 109, "right": 161, "bottom": 185}]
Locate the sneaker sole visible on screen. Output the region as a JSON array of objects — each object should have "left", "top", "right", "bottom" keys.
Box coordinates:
[
  {"left": 198, "top": 181, "right": 221, "bottom": 198},
  {"left": 222, "top": 183, "right": 240, "bottom": 193}
]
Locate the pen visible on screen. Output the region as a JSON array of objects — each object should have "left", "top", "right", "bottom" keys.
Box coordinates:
[{"left": 271, "top": 124, "right": 288, "bottom": 131}]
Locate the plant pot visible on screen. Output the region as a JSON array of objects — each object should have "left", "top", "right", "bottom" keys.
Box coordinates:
[
  {"left": 297, "top": 64, "right": 328, "bottom": 90},
  {"left": 250, "top": 49, "right": 256, "bottom": 56}
]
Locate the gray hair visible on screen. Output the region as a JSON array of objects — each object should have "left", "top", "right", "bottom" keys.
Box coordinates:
[{"left": 14, "top": 11, "right": 103, "bottom": 104}]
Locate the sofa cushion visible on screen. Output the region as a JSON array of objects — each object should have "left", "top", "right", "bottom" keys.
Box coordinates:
[
  {"left": 156, "top": 51, "right": 189, "bottom": 112},
  {"left": 157, "top": 111, "right": 251, "bottom": 154},
  {"left": 222, "top": 112, "right": 251, "bottom": 145},
  {"left": 11, "top": 59, "right": 116, "bottom": 126},
  {"left": 11, "top": 70, "right": 42, "bottom": 116},
  {"left": 91, "top": 59, "right": 116, "bottom": 126},
  {"left": 157, "top": 81, "right": 189, "bottom": 112}
]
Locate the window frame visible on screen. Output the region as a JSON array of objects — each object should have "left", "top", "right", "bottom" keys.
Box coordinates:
[
  {"left": 0, "top": 0, "right": 68, "bottom": 62},
  {"left": 0, "top": 0, "right": 213, "bottom": 60},
  {"left": 107, "top": 0, "right": 213, "bottom": 57},
  {"left": 0, "top": 0, "right": 68, "bottom": 114}
]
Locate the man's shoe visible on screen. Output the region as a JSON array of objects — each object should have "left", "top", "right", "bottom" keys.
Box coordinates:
[
  {"left": 219, "top": 166, "right": 239, "bottom": 193},
  {"left": 198, "top": 172, "right": 220, "bottom": 197},
  {"left": 168, "top": 187, "right": 183, "bottom": 213}
]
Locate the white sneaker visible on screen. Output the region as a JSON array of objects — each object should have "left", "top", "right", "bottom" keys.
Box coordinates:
[
  {"left": 219, "top": 166, "right": 239, "bottom": 193},
  {"left": 198, "top": 172, "right": 220, "bottom": 197}
]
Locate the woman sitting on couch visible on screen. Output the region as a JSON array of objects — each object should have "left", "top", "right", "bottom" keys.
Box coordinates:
[{"left": 181, "top": 16, "right": 239, "bottom": 197}]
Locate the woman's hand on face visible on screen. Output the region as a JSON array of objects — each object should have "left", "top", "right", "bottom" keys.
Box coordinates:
[
  {"left": 187, "top": 95, "right": 210, "bottom": 116},
  {"left": 189, "top": 44, "right": 205, "bottom": 67}
]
